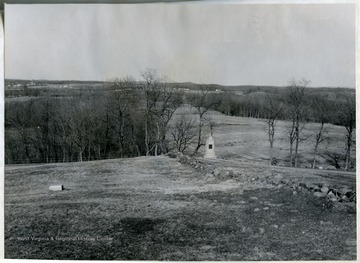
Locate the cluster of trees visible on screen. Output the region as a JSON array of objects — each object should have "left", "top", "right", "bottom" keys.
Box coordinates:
[
  {"left": 5, "top": 74, "right": 355, "bottom": 171},
  {"left": 263, "top": 79, "right": 355, "bottom": 171},
  {"left": 5, "top": 69, "right": 221, "bottom": 164}
]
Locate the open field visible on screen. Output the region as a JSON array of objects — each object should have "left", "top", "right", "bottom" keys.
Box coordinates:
[
  {"left": 5, "top": 155, "right": 356, "bottom": 260},
  {"left": 176, "top": 109, "right": 355, "bottom": 170}
]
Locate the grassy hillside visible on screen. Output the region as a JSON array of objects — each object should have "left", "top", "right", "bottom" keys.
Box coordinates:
[
  {"left": 172, "top": 108, "right": 355, "bottom": 170},
  {"left": 5, "top": 156, "right": 356, "bottom": 260}
]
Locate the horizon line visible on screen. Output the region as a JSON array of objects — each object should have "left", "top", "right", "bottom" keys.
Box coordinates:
[{"left": 4, "top": 78, "right": 356, "bottom": 89}]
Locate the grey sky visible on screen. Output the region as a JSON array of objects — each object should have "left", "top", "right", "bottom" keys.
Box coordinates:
[{"left": 5, "top": 3, "right": 355, "bottom": 87}]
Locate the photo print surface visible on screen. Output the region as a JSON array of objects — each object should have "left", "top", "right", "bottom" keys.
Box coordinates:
[{"left": 4, "top": 2, "right": 356, "bottom": 260}]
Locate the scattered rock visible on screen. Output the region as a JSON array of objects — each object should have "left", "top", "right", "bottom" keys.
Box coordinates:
[
  {"left": 321, "top": 186, "right": 329, "bottom": 193},
  {"left": 341, "top": 195, "right": 349, "bottom": 202},
  {"left": 204, "top": 173, "right": 214, "bottom": 182},
  {"left": 339, "top": 187, "right": 351, "bottom": 195},
  {"left": 346, "top": 191, "right": 355, "bottom": 199},
  {"left": 254, "top": 208, "right": 260, "bottom": 212},
  {"left": 299, "top": 183, "right": 307, "bottom": 189},
  {"left": 327, "top": 191, "right": 338, "bottom": 202},
  {"left": 314, "top": 191, "right": 326, "bottom": 198},
  {"left": 213, "top": 169, "right": 220, "bottom": 177},
  {"left": 259, "top": 227, "right": 265, "bottom": 234},
  {"left": 308, "top": 184, "right": 320, "bottom": 191},
  {"left": 280, "top": 178, "right": 291, "bottom": 184},
  {"left": 272, "top": 174, "right": 283, "bottom": 185}
]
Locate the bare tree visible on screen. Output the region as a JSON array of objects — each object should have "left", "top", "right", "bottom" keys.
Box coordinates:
[
  {"left": 170, "top": 113, "right": 197, "bottom": 153},
  {"left": 310, "top": 96, "right": 330, "bottom": 169},
  {"left": 204, "top": 116, "right": 218, "bottom": 136},
  {"left": 188, "top": 87, "right": 223, "bottom": 155},
  {"left": 264, "top": 93, "right": 283, "bottom": 165},
  {"left": 286, "top": 78, "right": 310, "bottom": 167},
  {"left": 336, "top": 95, "right": 356, "bottom": 171},
  {"left": 141, "top": 69, "right": 183, "bottom": 156},
  {"left": 154, "top": 79, "right": 183, "bottom": 155},
  {"left": 68, "top": 95, "right": 100, "bottom": 162},
  {"left": 107, "top": 77, "right": 138, "bottom": 158},
  {"left": 141, "top": 68, "right": 161, "bottom": 156}
]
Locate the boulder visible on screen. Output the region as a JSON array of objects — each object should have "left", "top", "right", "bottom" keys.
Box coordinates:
[
  {"left": 327, "top": 191, "right": 338, "bottom": 202},
  {"left": 308, "top": 184, "right": 320, "bottom": 191},
  {"left": 299, "top": 183, "right": 307, "bottom": 189},
  {"left": 274, "top": 174, "right": 283, "bottom": 180},
  {"left": 314, "top": 191, "right": 326, "bottom": 198},
  {"left": 213, "top": 169, "right": 220, "bottom": 177},
  {"left": 280, "top": 178, "right": 290, "bottom": 185},
  {"left": 320, "top": 186, "right": 329, "bottom": 193},
  {"left": 345, "top": 191, "right": 355, "bottom": 198}
]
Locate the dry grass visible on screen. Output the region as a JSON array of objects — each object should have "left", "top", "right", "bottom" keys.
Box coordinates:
[
  {"left": 178, "top": 110, "right": 355, "bottom": 170},
  {"left": 5, "top": 156, "right": 356, "bottom": 260}
]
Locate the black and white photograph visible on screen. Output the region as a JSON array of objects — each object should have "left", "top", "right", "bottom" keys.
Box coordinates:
[{"left": 3, "top": 1, "right": 356, "bottom": 260}]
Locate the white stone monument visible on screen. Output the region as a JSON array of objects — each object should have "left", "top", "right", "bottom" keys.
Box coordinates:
[
  {"left": 204, "top": 134, "right": 216, "bottom": 159},
  {"left": 49, "top": 185, "right": 64, "bottom": 191}
]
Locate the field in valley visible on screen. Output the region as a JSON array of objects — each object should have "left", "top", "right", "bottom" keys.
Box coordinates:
[{"left": 179, "top": 110, "right": 355, "bottom": 170}]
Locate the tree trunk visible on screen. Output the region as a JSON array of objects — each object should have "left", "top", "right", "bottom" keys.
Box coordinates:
[
  {"left": 79, "top": 150, "right": 83, "bottom": 162},
  {"left": 62, "top": 146, "right": 66, "bottom": 163},
  {"left": 193, "top": 120, "right": 203, "bottom": 155},
  {"left": 294, "top": 135, "right": 299, "bottom": 167},
  {"left": 269, "top": 140, "right": 273, "bottom": 166},
  {"left": 120, "top": 111, "right": 125, "bottom": 158},
  {"left": 312, "top": 144, "right": 318, "bottom": 169},
  {"left": 268, "top": 121, "right": 275, "bottom": 166},
  {"left": 345, "top": 127, "right": 353, "bottom": 171},
  {"left": 145, "top": 120, "right": 149, "bottom": 156},
  {"left": 46, "top": 144, "right": 49, "bottom": 163},
  {"left": 97, "top": 145, "right": 101, "bottom": 160},
  {"left": 294, "top": 123, "right": 300, "bottom": 167},
  {"left": 88, "top": 143, "right": 91, "bottom": 161},
  {"left": 312, "top": 122, "right": 324, "bottom": 169},
  {"left": 289, "top": 139, "right": 294, "bottom": 167},
  {"left": 154, "top": 122, "right": 160, "bottom": 156}
]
